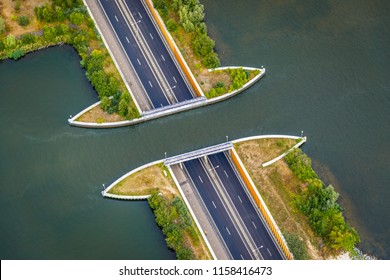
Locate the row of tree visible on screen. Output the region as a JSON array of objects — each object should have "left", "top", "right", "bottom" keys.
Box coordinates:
[
  {"left": 153, "top": 0, "right": 220, "bottom": 68},
  {"left": 148, "top": 192, "right": 198, "bottom": 260},
  {"left": 285, "top": 149, "right": 360, "bottom": 254}
]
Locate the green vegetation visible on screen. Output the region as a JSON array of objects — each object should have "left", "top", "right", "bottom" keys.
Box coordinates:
[
  {"left": 17, "top": 16, "right": 30, "bottom": 27},
  {"left": 205, "top": 68, "right": 260, "bottom": 98},
  {"left": 148, "top": 192, "right": 200, "bottom": 260},
  {"left": 1, "top": 0, "right": 140, "bottom": 120},
  {"left": 153, "top": 0, "right": 220, "bottom": 68},
  {"left": 283, "top": 232, "right": 309, "bottom": 260},
  {"left": 285, "top": 149, "right": 360, "bottom": 254}
]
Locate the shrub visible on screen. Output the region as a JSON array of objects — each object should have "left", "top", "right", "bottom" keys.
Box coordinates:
[
  {"left": 5, "top": 35, "right": 17, "bottom": 49},
  {"left": 166, "top": 19, "right": 177, "bottom": 32},
  {"left": 18, "top": 16, "right": 30, "bottom": 27},
  {"left": 284, "top": 148, "right": 317, "bottom": 182},
  {"left": 8, "top": 49, "right": 25, "bottom": 60},
  {"left": 21, "top": 33, "right": 37, "bottom": 45},
  {"left": 69, "top": 11, "right": 85, "bottom": 25},
  {"left": 100, "top": 96, "right": 111, "bottom": 111}
]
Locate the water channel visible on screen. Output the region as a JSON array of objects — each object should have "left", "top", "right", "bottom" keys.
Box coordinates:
[{"left": 0, "top": 0, "right": 389, "bottom": 259}]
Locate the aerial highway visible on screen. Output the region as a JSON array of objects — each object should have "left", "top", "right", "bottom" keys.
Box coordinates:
[
  {"left": 98, "top": 0, "right": 195, "bottom": 109},
  {"left": 183, "top": 152, "right": 284, "bottom": 260},
  {"left": 208, "top": 152, "right": 284, "bottom": 260},
  {"left": 184, "top": 158, "right": 255, "bottom": 260}
]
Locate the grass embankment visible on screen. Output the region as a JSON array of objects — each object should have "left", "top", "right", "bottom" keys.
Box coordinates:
[
  {"left": 108, "top": 164, "right": 212, "bottom": 260},
  {"left": 152, "top": 0, "right": 261, "bottom": 98},
  {"left": 0, "top": 0, "right": 138, "bottom": 123},
  {"left": 235, "top": 138, "right": 360, "bottom": 259}
]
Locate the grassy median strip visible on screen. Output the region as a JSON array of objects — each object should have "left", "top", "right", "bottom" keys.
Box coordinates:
[{"left": 108, "top": 163, "right": 212, "bottom": 260}]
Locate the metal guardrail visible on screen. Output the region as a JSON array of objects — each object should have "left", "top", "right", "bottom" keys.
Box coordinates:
[{"left": 164, "top": 142, "right": 233, "bottom": 166}]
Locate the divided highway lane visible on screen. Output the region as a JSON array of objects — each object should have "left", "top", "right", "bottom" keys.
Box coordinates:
[
  {"left": 184, "top": 158, "right": 253, "bottom": 260},
  {"left": 208, "top": 152, "right": 284, "bottom": 260},
  {"left": 125, "top": 0, "right": 195, "bottom": 102},
  {"left": 99, "top": 0, "right": 170, "bottom": 108}
]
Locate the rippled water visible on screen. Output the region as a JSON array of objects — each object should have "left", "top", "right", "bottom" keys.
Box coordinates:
[{"left": 1, "top": 0, "right": 389, "bottom": 259}]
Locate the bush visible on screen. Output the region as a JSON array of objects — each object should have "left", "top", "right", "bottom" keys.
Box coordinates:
[
  {"left": 100, "top": 96, "right": 111, "bottom": 111},
  {"left": 8, "top": 49, "right": 25, "bottom": 60},
  {"left": 5, "top": 35, "right": 17, "bottom": 49},
  {"left": 284, "top": 148, "right": 317, "bottom": 182},
  {"left": 18, "top": 16, "right": 30, "bottom": 27},
  {"left": 166, "top": 19, "right": 177, "bottom": 32},
  {"left": 203, "top": 52, "right": 220, "bottom": 68},
  {"left": 148, "top": 193, "right": 196, "bottom": 259},
  {"left": 21, "top": 33, "right": 37, "bottom": 45},
  {"left": 286, "top": 148, "right": 361, "bottom": 253},
  {"left": 69, "top": 11, "right": 85, "bottom": 25}
]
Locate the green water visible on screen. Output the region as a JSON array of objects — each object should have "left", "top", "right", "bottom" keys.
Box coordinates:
[{"left": 1, "top": 0, "right": 389, "bottom": 259}]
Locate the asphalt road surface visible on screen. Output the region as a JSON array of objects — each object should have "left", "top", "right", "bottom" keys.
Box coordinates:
[
  {"left": 184, "top": 158, "right": 254, "bottom": 260},
  {"left": 208, "top": 152, "right": 284, "bottom": 260},
  {"left": 98, "top": 0, "right": 194, "bottom": 109}
]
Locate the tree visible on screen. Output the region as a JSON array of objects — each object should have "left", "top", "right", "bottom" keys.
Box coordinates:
[
  {"left": 192, "top": 33, "right": 215, "bottom": 57},
  {"left": 203, "top": 52, "right": 220, "bottom": 68},
  {"left": 43, "top": 25, "right": 57, "bottom": 41},
  {"left": 21, "top": 33, "right": 37, "bottom": 44},
  {"left": 166, "top": 19, "right": 177, "bottom": 32},
  {"left": 5, "top": 35, "right": 17, "bottom": 49},
  {"left": 100, "top": 96, "right": 111, "bottom": 111},
  {"left": 0, "top": 17, "right": 5, "bottom": 34},
  {"left": 69, "top": 11, "right": 84, "bottom": 25},
  {"left": 118, "top": 99, "right": 128, "bottom": 117}
]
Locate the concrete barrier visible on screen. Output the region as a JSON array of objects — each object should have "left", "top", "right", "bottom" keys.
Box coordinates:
[
  {"left": 102, "top": 193, "right": 151, "bottom": 200},
  {"left": 230, "top": 148, "right": 294, "bottom": 260},
  {"left": 262, "top": 137, "right": 307, "bottom": 167}
]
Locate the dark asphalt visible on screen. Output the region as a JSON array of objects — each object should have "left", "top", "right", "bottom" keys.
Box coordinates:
[
  {"left": 208, "top": 152, "right": 284, "bottom": 260},
  {"left": 184, "top": 158, "right": 253, "bottom": 260},
  {"left": 98, "top": 0, "right": 194, "bottom": 109},
  {"left": 125, "top": 0, "right": 194, "bottom": 102}
]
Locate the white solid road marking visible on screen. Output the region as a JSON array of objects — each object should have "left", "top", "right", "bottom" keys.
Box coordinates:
[
  {"left": 161, "top": 54, "right": 165, "bottom": 61},
  {"left": 173, "top": 76, "right": 177, "bottom": 83},
  {"left": 138, "top": 12, "right": 142, "bottom": 19},
  {"left": 252, "top": 221, "right": 257, "bottom": 229},
  {"left": 226, "top": 227, "right": 231, "bottom": 235},
  {"left": 148, "top": 81, "right": 153, "bottom": 88},
  {"left": 198, "top": 176, "right": 203, "bottom": 183},
  {"left": 238, "top": 195, "right": 242, "bottom": 203},
  {"left": 137, "top": 58, "right": 141, "bottom": 65},
  {"left": 224, "top": 170, "right": 229, "bottom": 178},
  {"left": 149, "top": 33, "right": 154, "bottom": 39},
  {"left": 126, "top": 36, "right": 129, "bottom": 43},
  {"left": 240, "top": 254, "right": 244, "bottom": 260},
  {"left": 267, "top": 248, "right": 272, "bottom": 256},
  {"left": 212, "top": 201, "right": 217, "bottom": 209},
  {"left": 115, "top": 15, "right": 119, "bottom": 22}
]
